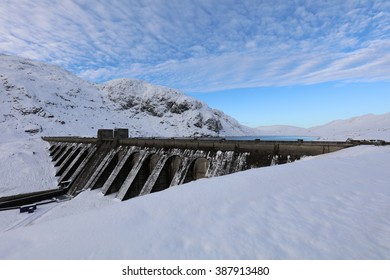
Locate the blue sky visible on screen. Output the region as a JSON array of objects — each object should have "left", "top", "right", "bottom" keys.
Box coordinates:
[{"left": 1, "top": 0, "right": 389, "bottom": 127}]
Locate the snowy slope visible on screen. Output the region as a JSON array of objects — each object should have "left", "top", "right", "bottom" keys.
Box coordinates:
[
  {"left": 0, "top": 54, "right": 108, "bottom": 139},
  {"left": 0, "top": 145, "right": 388, "bottom": 259},
  {"left": 0, "top": 138, "right": 57, "bottom": 196},
  {"left": 99, "top": 78, "right": 254, "bottom": 137},
  {"left": 306, "top": 113, "right": 390, "bottom": 141}
]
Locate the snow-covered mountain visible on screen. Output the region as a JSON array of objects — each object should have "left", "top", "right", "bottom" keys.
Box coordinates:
[
  {"left": 98, "top": 78, "right": 254, "bottom": 137},
  {"left": 0, "top": 55, "right": 111, "bottom": 139},
  {"left": 257, "top": 113, "right": 390, "bottom": 141},
  {"left": 255, "top": 125, "right": 308, "bottom": 136},
  {"left": 0, "top": 54, "right": 254, "bottom": 140},
  {"left": 306, "top": 113, "right": 390, "bottom": 141}
]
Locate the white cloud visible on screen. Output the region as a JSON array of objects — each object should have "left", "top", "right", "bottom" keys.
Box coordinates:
[{"left": 0, "top": 0, "right": 389, "bottom": 92}]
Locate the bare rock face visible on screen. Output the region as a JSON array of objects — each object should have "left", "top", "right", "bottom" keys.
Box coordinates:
[{"left": 205, "top": 118, "right": 223, "bottom": 133}]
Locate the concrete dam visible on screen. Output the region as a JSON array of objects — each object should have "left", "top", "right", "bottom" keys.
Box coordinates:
[{"left": 39, "top": 129, "right": 363, "bottom": 202}]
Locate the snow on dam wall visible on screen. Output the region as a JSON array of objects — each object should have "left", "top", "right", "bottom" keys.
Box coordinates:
[{"left": 40, "top": 129, "right": 362, "bottom": 201}]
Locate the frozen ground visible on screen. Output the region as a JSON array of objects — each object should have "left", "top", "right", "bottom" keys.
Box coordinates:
[{"left": 0, "top": 145, "right": 388, "bottom": 259}]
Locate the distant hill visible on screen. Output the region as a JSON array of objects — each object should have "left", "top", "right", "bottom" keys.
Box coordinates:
[
  {"left": 256, "top": 113, "right": 390, "bottom": 141},
  {"left": 256, "top": 125, "right": 308, "bottom": 136}
]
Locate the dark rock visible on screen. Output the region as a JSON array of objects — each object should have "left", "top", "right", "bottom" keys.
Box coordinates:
[
  {"left": 24, "top": 126, "right": 42, "bottom": 134},
  {"left": 193, "top": 114, "right": 203, "bottom": 128},
  {"left": 205, "top": 118, "right": 223, "bottom": 133}
]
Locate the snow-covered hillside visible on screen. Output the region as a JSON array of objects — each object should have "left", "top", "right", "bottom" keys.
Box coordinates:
[
  {"left": 0, "top": 54, "right": 254, "bottom": 139},
  {"left": 306, "top": 113, "right": 390, "bottom": 141},
  {"left": 257, "top": 113, "right": 390, "bottom": 141},
  {"left": 99, "top": 78, "right": 253, "bottom": 137},
  {"left": 0, "top": 145, "right": 388, "bottom": 259},
  {"left": 0, "top": 54, "right": 253, "bottom": 195},
  {"left": 256, "top": 125, "right": 308, "bottom": 137},
  {"left": 0, "top": 55, "right": 106, "bottom": 139}
]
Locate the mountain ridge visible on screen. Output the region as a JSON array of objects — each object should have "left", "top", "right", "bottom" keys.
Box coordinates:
[{"left": 0, "top": 54, "right": 255, "bottom": 140}]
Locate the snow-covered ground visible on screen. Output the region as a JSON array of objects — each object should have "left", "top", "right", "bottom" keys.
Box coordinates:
[
  {"left": 0, "top": 139, "right": 57, "bottom": 196},
  {"left": 0, "top": 145, "right": 389, "bottom": 259}
]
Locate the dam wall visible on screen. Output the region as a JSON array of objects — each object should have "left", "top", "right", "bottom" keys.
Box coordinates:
[{"left": 40, "top": 129, "right": 362, "bottom": 201}]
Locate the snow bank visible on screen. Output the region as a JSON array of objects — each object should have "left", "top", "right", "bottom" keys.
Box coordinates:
[
  {"left": 0, "top": 145, "right": 388, "bottom": 259},
  {"left": 0, "top": 138, "right": 57, "bottom": 196}
]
